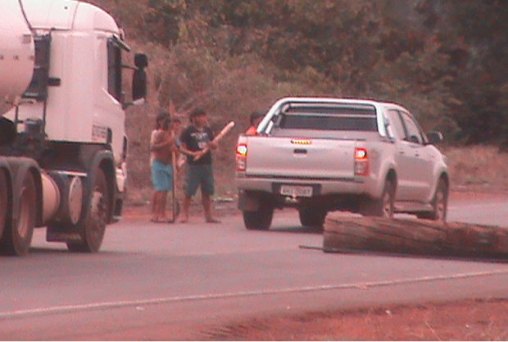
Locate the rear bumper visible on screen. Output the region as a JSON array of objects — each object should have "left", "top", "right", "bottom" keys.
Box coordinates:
[{"left": 235, "top": 174, "right": 377, "bottom": 198}]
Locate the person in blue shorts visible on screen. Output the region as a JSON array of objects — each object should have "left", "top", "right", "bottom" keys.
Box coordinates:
[
  {"left": 179, "top": 108, "right": 220, "bottom": 223},
  {"left": 150, "top": 113, "right": 176, "bottom": 222}
]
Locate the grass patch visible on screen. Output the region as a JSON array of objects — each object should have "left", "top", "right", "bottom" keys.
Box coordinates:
[{"left": 443, "top": 145, "right": 508, "bottom": 192}]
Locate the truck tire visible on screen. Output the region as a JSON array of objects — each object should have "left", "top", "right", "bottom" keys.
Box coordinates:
[
  {"left": 365, "top": 179, "right": 395, "bottom": 218},
  {"left": 0, "top": 171, "right": 36, "bottom": 256},
  {"left": 67, "top": 168, "right": 109, "bottom": 253},
  {"left": 417, "top": 178, "right": 448, "bottom": 222},
  {"left": 243, "top": 203, "right": 273, "bottom": 230},
  {"left": 299, "top": 207, "right": 327, "bottom": 228},
  {"left": 0, "top": 171, "right": 9, "bottom": 242}
]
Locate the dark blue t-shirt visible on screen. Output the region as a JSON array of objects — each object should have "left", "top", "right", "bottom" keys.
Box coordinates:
[{"left": 180, "top": 125, "right": 215, "bottom": 165}]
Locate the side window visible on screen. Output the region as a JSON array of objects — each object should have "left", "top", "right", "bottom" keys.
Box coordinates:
[
  {"left": 107, "top": 39, "right": 122, "bottom": 102},
  {"left": 386, "top": 110, "right": 406, "bottom": 140},
  {"left": 23, "top": 34, "right": 51, "bottom": 101},
  {"left": 400, "top": 112, "right": 423, "bottom": 144}
]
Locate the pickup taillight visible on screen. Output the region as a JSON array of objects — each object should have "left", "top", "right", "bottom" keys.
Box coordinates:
[
  {"left": 354, "top": 147, "right": 369, "bottom": 176},
  {"left": 236, "top": 143, "right": 248, "bottom": 171}
]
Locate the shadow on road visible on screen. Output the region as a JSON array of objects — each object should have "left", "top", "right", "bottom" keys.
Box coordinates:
[
  {"left": 266, "top": 226, "right": 324, "bottom": 235},
  {"left": 323, "top": 247, "right": 508, "bottom": 264},
  {"left": 29, "top": 247, "right": 142, "bottom": 257},
  {"left": 29, "top": 247, "right": 69, "bottom": 254}
]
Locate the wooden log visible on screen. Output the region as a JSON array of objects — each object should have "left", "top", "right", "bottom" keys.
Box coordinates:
[{"left": 323, "top": 212, "right": 508, "bottom": 258}]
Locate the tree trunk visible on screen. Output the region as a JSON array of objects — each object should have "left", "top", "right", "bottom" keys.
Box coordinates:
[{"left": 323, "top": 212, "right": 508, "bottom": 259}]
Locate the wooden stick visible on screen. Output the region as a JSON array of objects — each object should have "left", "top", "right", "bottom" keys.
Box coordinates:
[
  {"left": 170, "top": 149, "right": 178, "bottom": 223},
  {"left": 168, "top": 102, "right": 179, "bottom": 223},
  {"left": 193, "top": 121, "right": 235, "bottom": 161}
]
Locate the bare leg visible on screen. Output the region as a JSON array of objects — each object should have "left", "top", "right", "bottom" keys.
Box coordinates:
[
  {"left": 151, "top": 191, "right": 158, "bottom": 221},
  {"left": 156, "top": 192, "right": 165, "bottom": 221},
  {"left": 180, "top": 196, "right": 191, "bottom": 223},
  {"left": 152, "top": 192, "right": 163, "bottom": 222},
  {"left": 159, "top": 191, "right": 168, "bottom": 221},
  {"left": 202, "top": 191, "right": 220, "bottom": 223}
]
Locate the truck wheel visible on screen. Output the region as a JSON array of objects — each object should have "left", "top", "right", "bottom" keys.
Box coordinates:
[
  {"left": 299, "top": 207, "right": 327, "bottom": 228},
  {"left": 67, "top": 168, "right": 109, "bottom": 253},
  {"left": 0, "top": 171, "right": 36, "bottom": 256},
  {"left": 417, "top": 178, "right": 448, "bottom": 222},
  {"left": 0, "top": 171, "right": 8, "bottom": 239},
  {"left": 243, "top": 203, "right": 273, "bottom": 230},
  {"left": 366, "top": 179, "right": 395, "bottom": 218}
]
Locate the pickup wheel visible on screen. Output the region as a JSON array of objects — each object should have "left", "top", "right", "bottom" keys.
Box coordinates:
[
  {"left": 299, "top": 207, "right": 327, "bottom": 228},
  {"left": 0, "top": 170, "right": 36, "bottom": 256},
  {"left": 417, "top": 178, "right": 448, "bottom": 222},
  {"left": 243, "top": 203, "right": 273, "bottom": 231},
  {"left": 365, "top": 179, "right": 395, "bottom": 218},
  {"left": 67, "top": 168, "right": 109, "bottom": 253}
]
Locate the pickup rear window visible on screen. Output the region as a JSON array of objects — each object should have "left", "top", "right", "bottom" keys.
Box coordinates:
[{"left": 277, "top": 105, "right": 378, "bottom": 131}]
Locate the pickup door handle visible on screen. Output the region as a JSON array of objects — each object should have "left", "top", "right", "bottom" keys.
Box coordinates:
[{"left": 294, "top": 149, "right": 307, "bottom": 154}]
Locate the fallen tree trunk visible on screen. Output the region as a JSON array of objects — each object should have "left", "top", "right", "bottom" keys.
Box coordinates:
[{"left": 323, "top": 212, "right": 508, "bottom": 258}]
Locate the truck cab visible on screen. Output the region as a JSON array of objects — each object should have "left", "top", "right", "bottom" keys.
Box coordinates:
[{"left": 4, "top": 0, "right": 135, "bottom": 161}]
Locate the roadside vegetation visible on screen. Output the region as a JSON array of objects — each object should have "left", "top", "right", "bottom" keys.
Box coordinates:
[
  {"left": 445, "top": 145, "right": 508, "bottom": 193},
  {"left": 84, "top": 0, "right": 508, "bottom": 202}
]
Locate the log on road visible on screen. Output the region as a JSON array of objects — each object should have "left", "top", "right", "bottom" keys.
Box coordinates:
[{"left": 323, "top": 212, "right": 508, "bottom": 258}]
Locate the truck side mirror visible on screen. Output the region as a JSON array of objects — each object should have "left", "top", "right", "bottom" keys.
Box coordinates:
[
  {"left": 426, "top": 131, "right": 443, "bottom": 145},
  {"left": 132, "top": 53, "right": 148, "bottom": 101}
]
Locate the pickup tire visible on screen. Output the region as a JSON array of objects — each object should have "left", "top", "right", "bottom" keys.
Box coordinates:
[
  {"left": 299, "top": 207, "right": 327, "bottom": 228},
  {"left": 243, "top": 203, "right": 273, "bottom": 230},
  {"left": 0, "top": 170, "right": 36, "bottom": 256},
  {"left": 364, "top": 179, "right": 395, "bottom": 218},
  {"left": 417, "top": 178, "right": 448, "bottom": 222}
]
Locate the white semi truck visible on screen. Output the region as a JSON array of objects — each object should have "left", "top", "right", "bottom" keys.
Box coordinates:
[{"left": 0, "top": 0, "right": 147, "bottom": 255}]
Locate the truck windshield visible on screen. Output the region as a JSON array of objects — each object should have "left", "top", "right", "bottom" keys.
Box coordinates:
[{"left": 278, "top": 105, "right": 378, "bottom": 131}]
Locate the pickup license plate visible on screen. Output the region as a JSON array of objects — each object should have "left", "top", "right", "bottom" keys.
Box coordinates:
[{"left": 280, "top": 185, "right": 313, "bottom": 197}]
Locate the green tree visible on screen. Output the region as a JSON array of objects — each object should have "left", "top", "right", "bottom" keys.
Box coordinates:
[{"left": 418, "top": 0, "right": 508, "bottom": 144}]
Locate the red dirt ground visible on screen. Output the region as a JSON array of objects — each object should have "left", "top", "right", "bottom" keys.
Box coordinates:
[{"left": 206, "top": 298, "right": 508, "bottom": 340}]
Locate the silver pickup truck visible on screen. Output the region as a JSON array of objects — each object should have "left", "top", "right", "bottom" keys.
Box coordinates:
[{"left": 235, "top": 97, "right": 449, "bottom": 230}]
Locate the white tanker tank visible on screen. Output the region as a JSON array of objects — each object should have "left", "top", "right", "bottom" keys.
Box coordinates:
[{"left": 0, "top": 0, "right": 35, "bottom": 115}]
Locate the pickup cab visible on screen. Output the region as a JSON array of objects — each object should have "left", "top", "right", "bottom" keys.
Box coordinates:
[{"left": 235, "top": 97, "right": 449, "bottom": 230}]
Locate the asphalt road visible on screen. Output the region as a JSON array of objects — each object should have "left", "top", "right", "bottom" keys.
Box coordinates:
[{"left": 1, "top": 194, "right": 507, "bottom": 340}]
